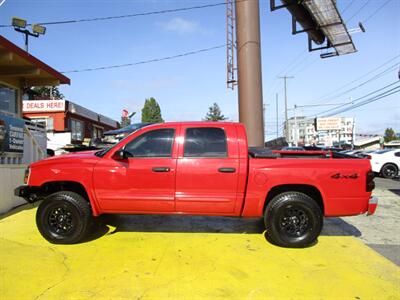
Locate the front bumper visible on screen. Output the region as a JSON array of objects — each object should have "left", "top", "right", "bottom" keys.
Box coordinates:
[
  {"left": 14, "top": 185, "right": 41, "bottom": 203},
  {"left": 367, "top": 196, "right": 378, "bottom": 215}
]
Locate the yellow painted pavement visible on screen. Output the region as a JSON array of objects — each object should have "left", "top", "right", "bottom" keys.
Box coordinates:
[{"left": 0, "top": 208, "right": 399, "bottom": 300}]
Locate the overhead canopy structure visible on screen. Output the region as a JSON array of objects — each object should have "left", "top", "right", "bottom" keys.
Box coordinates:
[
  {"left": 0, "top": 35, "right": 70, "bottom": 86},
  {"left": 271, "top": 0, "right": 356, "bottom": 58}
]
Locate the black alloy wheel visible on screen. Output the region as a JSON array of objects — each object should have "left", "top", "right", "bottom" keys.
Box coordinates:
[
  {"left": 264, "top": 192, "right": 323, "bottom": 248},
  {"left": 36, "top": 191, "right": 93, "bottom": 244},
  {"left": 381, "top": 164, "right": 398, "bottom": 179}
]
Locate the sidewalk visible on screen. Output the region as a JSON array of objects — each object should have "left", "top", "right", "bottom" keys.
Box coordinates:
[{"left": 323, "top": 187, "right": 400, "bottom": 265}]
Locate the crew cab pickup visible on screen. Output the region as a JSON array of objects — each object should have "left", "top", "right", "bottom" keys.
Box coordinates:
[{"left": 15, "top": 122, "right": 377, "bottom": 247}]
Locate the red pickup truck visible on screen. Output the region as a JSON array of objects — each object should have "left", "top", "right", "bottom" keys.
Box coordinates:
[{"left": 15, "top": 122, "right": 377, "bottom": 247}]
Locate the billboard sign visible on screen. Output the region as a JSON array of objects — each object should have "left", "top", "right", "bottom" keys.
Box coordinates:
[
  {"left": 315, "top": 117, "right": 341, "bottom": 131},
  {"left": 0, "top": 114, "right": 24, "bottom": 154},
  {"left": 23, "top": 100, "right": 66, "bottom": 113}
]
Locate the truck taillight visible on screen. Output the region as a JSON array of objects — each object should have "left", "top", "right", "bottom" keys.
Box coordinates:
[
  {"left": 366, "top": 170, "right": 375, "bottom": 192},
  {"left": 24, "top": 167, "right": 30, "bottom": 184}
]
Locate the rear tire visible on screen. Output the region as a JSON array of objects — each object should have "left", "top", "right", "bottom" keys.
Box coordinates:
[
  {"left": 36, "top": 191, "right": 93, "bottom": 244},
  {"left": 380, "top": 163, "right": 398, "bottom": 179},
  {"left": 264, "top": 192, "right": 323, "bottom": 248}
]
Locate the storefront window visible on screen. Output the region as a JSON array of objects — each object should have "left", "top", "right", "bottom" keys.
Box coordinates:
[
  {"left": 71, "top": 119, "right": 84, "bottom": 141},
  {"left": 0, "top": 84, "right": 18, "bottom": 115},
  {"left": 92, "top": 127, "right": 103, "bottom": 140},
  {"left": 30, "top": 117, "right": 54, "bottom": 131}
]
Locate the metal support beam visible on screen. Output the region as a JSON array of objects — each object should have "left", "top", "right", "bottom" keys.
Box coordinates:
[{"left": 235, "top": 0, "right": 264, "bottom": 147}]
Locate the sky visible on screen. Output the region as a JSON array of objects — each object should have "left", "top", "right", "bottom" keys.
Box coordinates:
[{"left": 0, "top": 0, "right": 399, "bottom": 140}]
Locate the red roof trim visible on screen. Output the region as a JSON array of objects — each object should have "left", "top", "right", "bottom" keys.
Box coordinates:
[{"left": 0, "top": 35, "right": 70, "bottom": 85}]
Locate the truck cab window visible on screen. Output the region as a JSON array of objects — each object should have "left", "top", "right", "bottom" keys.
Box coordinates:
[
  {"left": 184, "top": 127, "right": 227, "bottom": 157},
  {"left": 124, "top": 128, "right": 175, "bottom": 158}
]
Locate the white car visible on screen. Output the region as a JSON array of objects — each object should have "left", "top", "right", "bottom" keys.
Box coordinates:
[{"left": 370, "top": 149, "right": 400, "bottom": 179}]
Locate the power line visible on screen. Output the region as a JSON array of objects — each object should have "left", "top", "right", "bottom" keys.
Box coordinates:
[
  {"left": 316, "top": 81, "right": 400, "bottom": 116},
  {"left": 61, "top": 44, "right": 226, "bottom": 73},
  {"left": 323, "top": 84, "right": 400, "bottom": 116},
  {"left": 362, "top": 0, "right": 392, "bottom": 24},
  {"left": 326, "top": 88, "right": 400, "bottom": 116},
  {"left": 316, "top": 63, "right": 399, "bottom": 103},
  {"left": 341, "top": 1, "right": 356, "bottom": 14},
  {"left": 0, "top": 2, "right": 229, "bottom": 28},
  {"left": 346, "top": 0, "right": 372, "bottom": 23},
  {"left": 308, "top": 54, "right": 400, "bottom": 104}
]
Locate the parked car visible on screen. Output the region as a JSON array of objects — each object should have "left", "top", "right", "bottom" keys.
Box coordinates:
[
  {"left": 370, "top": 149, "right": 400, "bottom": 179},
  {"left": 103, "top": 122, "right": 153, "bottom": 142},
  {"left": 281, "top": 146, "right": 304, "bottom": 151},
  {"left": 15, "top": 122, "right": 377, "bottom": 248}
]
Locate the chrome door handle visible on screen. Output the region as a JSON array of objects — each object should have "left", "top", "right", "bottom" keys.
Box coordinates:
[
  {"left": 152, "top": 167, "right": 170, "bottom": 172},
  {"left": 218, "top": 167, "right": 236, "bottom": 173}
]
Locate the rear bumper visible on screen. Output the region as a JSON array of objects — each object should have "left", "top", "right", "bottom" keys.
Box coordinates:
[{"left": 367, "top": 196, "right": 378, "bottom": 215}]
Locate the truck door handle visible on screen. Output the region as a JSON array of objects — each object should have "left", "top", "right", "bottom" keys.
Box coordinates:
[
  {"left": 218, "top": 167, "right": 236, "bottom": 173},
  {"left": 152, "top": 167, "right": 170, "bottom": 172}
]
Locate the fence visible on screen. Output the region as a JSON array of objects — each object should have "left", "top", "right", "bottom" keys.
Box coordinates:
[{"left": 0, "top": 120, "right": 47, "bottom": 213}]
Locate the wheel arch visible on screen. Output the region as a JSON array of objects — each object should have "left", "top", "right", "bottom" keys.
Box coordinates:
[
  {"left": 380, "top": 162, "right": 399, "bottom": 178},
  {"left": 263, "top": 184, "right": 324, "bottom": 215},
  {"left": 39, "top": 181, "right": 99, "bottom": 215},
  {"left": 380, "top": 162, "right": 399, "bottom": 171}
]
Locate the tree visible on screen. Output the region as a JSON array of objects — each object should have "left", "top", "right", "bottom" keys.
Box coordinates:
[
  {"left": 204, "top": 103, "right": 227, "bottom": 121},
  {"left": 384, "top": 127, "right": 398, "bottom": 142},
  {"left": 141, "top": 98, "right": 164, "bottom": 123},
  {"left": 28, "top": 86, "right": 64, "bottom": 100}
]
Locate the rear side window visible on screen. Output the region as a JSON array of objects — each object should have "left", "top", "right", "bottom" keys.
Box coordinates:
[
  {"left": 124, "top": 128, "right": 175, "bottom": 158},
  {"left": 184, "top": 127, "right": 227, "bottom": 157}
]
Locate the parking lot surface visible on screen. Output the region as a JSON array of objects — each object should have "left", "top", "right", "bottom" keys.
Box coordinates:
[{"left": 1, "top": 205, "right": 399, "bottom": 300}]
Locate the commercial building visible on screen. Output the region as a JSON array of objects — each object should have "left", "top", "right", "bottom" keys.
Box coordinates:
[
  {"left": 286, "top": 116, "right": 355, "bottom": 147},
  {"left": 0, "top": 34, "right": 71, "bottom": 212},
  {"left": 23, "top": 99, "right": 119, "bottom": 153}
]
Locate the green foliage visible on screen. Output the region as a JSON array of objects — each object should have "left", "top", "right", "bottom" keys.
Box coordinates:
[
  {"left": 204, "top": 103, "right": 227, "bottom": 121},
  {"left": 29, "top": 86, "right": 64, "bottom": 100},
  {"left": 384, "top": 127, "right": 398, "bottom": 142},
  {"left": 141, "top": 98, "right": 164, "bottom": 123}
]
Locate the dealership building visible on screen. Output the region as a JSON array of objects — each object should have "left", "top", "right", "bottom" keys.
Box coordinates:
[
  {"left": 0, "top": 34, "right": 117, "bottom": 213},
  {"left": 23, "top": 99, "right": 119, "bottom": 153}
]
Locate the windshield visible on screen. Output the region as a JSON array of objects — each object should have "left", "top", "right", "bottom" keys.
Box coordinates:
[
  {"left": 374, "top": 149, "right": 393, "bottom": 154},
  {"left": 95, "top": 127, "right": 145, "bottom": 157}
]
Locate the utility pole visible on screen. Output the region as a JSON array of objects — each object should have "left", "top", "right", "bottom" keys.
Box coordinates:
[
  {"left": 278, "top": 75, "right": 294, "bottom": 143},
  {"left": 276, "top": 93, "right": 279, "bottom": 139},
  {"left": 235, "top": 0, "right": 264, "bottom": 147},
  {"left": 293, "top": 104, "right": 298, "bottom": 146}
]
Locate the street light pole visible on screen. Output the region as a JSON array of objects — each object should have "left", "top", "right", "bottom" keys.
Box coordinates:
[
  {"left": 12, "top": 18, "right": 46, "bottom": 53},
  {"left": 278, "top": 75, "right": 294, "bottom": 143},
  {"left": 276, "top": 93, "right": 279, "bottom": 139}
]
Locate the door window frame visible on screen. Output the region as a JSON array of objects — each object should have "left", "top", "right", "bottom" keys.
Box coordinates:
[{"left": 123, "top": 128, "right": 176, "bottom": 159}]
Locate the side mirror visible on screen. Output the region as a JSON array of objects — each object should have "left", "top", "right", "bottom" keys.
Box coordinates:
[{"left": 112, "top": 149, "right": 128, "bottom": 161}]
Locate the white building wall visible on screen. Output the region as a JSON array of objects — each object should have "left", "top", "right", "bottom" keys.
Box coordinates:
[
  {"left": 287, "top": 117, "right": 355, "bottom": 146},
  {"left": 0, "top": 164, "right": 26, "bottom": 213}
]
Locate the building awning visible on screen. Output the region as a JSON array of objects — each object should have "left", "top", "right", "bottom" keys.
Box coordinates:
[{"left": 0, "top": 35, "right": 70, "bottom": 86}]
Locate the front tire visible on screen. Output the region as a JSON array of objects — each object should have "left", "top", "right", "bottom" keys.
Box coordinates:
[
  {"left": 380, "top": 163, "right": 398, "bottom": 179},
  {"left": 264, "top": 192, "right": 323, "bottom": 248},
  {"left": 36, "top": 191, "right": 93, "bottom": 244}
]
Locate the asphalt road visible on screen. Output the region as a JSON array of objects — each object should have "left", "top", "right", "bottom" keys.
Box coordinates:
[{"left": 324, "top": 176, "right": 400, "bottom": 265}]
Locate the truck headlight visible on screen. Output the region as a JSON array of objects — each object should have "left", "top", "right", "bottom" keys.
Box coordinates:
[{"left": 24, "top": 167, "right": 30, "bottom": 185}]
